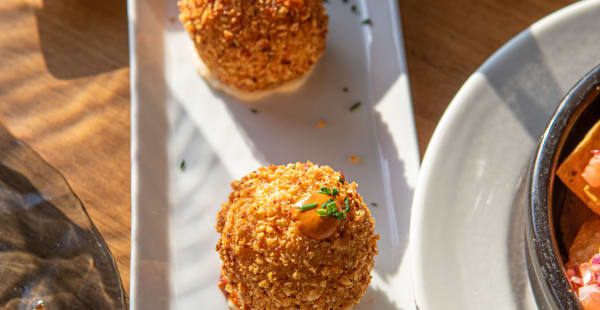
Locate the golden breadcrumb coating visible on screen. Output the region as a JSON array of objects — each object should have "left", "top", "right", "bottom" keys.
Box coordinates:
[
  {"left": 216, "top": 162, "right": 378, "bottom": 309},
  {"left": 178, "top": 0, "right": 328, "bottom": 92}
]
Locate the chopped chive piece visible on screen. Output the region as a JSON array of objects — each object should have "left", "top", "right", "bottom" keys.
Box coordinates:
[
  {"left": 318, "top": 186, "right": 331, "bottom": 195},
  {"left": 180, "top": 160, "right": 186, "bottom": 171},
  {"left": 362, "top": 19, "right": 372, "bottom": 25},
  {"left": 317, "top": 209, "right": 327, "bottom": 216},
  {"left": 291, "top": 163, "right": 296, "bottom": 169},
  {"left": 336, "top": 212, "right": 347, "bottom": 220},
  {"left": 351, "top": 4, "right": 357, "bottom": 12},
  {"left": 371, "top": 202, "right": 378, "bottom": 207},
  {"left": 250, "top": 108, "right": 258, "bottom": 114},
  {"left": 321, "top": 198, "right": 333, "bottom": 209},
  {"left": 342, "top": 0, "right": 348, "bottom": 3},
  {"left": 345, "top": 197, "right": 350, "bottom": 212},
  {"left": 331, "top": 188, "right": 340, "bottom": 197},
  {"left": 298, "top": 203, "right": 318, "bottom": 211},
  {"left": 350, "top": 102, "right": 361, "bottom": 111},
  {"left": 326, "top": 201, "right": 337, "bottom": 215},
  {"left": 338, "top": 176, "right": 345, "bottom": 184}
]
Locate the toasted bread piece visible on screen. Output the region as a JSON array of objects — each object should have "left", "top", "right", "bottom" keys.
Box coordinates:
[
  {"left": 568, "top": 216, "right": 600, "bottom": 268},
  {"left": 557, "top": 120, "right": 600, "bottom": 215},
  {"left": 561, "top": 189, "right": 596, "bottom": 248}
]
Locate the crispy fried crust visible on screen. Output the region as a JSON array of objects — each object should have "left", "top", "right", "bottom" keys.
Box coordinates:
[
  {"left": 216, "top": 162, "right": 378, "bottom": 309},
  {"left": 178, "top": 0, "right": 328, "bottom": 92}
]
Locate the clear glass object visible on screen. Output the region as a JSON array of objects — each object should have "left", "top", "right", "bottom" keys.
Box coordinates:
[{"left": 0, "top": 123, "right": 126, "bottom": 309}]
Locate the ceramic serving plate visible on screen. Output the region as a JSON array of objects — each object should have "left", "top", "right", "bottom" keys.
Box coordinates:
[
  {"left": 128, "top": 0, "right": 420, "bottom": 309},
  {"left": 411, "top": 0, "right": 600, "bottom": 309}
]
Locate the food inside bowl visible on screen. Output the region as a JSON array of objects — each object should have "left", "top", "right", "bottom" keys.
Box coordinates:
[{"left": 558, "top": 120, "right": 600, "bottom": 309}]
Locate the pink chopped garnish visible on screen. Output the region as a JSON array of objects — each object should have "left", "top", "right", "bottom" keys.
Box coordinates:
[
  {"left": 582, "top": 153, "right": 600, "bottom": 188},
  {"left": 584, "top": 270, "right": 594, "bottom": 285},
  {"left": 572, "top": 276, "right": 584, "bottom": 286},
  {"left": 592, "top": 254, "right": 600, "bottom": 265}
]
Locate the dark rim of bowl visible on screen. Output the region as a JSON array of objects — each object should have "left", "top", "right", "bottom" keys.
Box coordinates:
[{"left": 529, "top": 64, "right": 600, "bottom": 309}]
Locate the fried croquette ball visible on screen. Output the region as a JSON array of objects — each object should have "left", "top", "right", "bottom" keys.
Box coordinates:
[
  {"left": 178, "top": 0, "right": 328, "bottom": 92},
  {"left": 216, "top": 162, "right": 378, "bottom": 309}
]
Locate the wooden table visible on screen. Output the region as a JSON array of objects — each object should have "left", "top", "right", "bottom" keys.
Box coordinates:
[{"left": 0, "top": 0, "right": 576, "bottom": 303}]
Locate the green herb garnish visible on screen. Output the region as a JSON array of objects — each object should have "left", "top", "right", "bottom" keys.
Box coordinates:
[
  {"left": 318, "top": 186, "right": 332, "bottom": 195},
  {"left": 351, "top": 4, "right": 357, "bottom": 13},
  {"left": 250, "top": 108, "right": 258, "bottom": 114},
  {"left": 350, "top": 102, "right": 361, "bottom": 111},
  {"left": 338, "top": 176, "right": 345, "bottom": 184},
  {"left": 371, "top": 202, "right": 378, "bottom": 207},
  {"left": 362, "top": 19, "right": 372, "bottom": 25},
  {"left": 321, "top": 198, "right": 333, "bottom": 209},
  {"left": 331, "top": 188, "right": 340, "bottom": 197},
  {"left": 180, "top": 160, "right": 186, "bottom": 171},
  {"left": 298, "top": 203, "right": 318, "bottom": 211},
  {"left": 313, "top": 185, "right": 350, "bottom": 220},
  {"left": 326, "top": 201, "right": 337, "bottom": 215}
]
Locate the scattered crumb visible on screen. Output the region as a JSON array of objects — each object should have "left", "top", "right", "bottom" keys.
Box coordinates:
[
  {"left": 317, "top": 121, "right": 326, "bottom": 128},
  {"left": 349, "top": 155, "right": 361, "bottom": 164},
  {"left": 343, "top": 87, "right": 348, "bottom": 92},
  {"left": 371, "top": 202, "right": 378, "bottom": 207},
  {"left": 169, "top": 17, "right": 176, "bottom": 23},
  {"left": 250, "top": 108, "right": 258, "bottom": 114},
  {"left": 35, "top": 300, "right": 45, "bottom": 310},
  {"left": 369, "top": 298, "right": 374, "bottom": 303}
]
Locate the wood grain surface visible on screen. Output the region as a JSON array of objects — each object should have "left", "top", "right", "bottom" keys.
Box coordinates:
[{"left": 0, "top": 0, "right": 577, "bottom": 302}]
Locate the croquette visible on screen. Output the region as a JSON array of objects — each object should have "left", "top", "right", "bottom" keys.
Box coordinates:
[
  {"left": 216, "top": 162, "right": 378, "bottom": 309},
  {"left": 178, "top": 0, "right": 328, "bottom": 92}
]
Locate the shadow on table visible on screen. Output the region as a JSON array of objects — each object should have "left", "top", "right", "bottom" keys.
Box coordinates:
[{"left": 35, "top": 0, "right": 128, "bottom": 79}]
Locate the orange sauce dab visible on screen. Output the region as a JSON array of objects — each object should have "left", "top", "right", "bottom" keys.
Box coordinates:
[{"left": 295, "top": 192, "right": 341, "bottom": 240}]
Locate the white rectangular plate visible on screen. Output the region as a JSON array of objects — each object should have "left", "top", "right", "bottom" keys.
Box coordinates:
[{"left": 128, "top": 0, "right": 420, "bottom": 309}]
